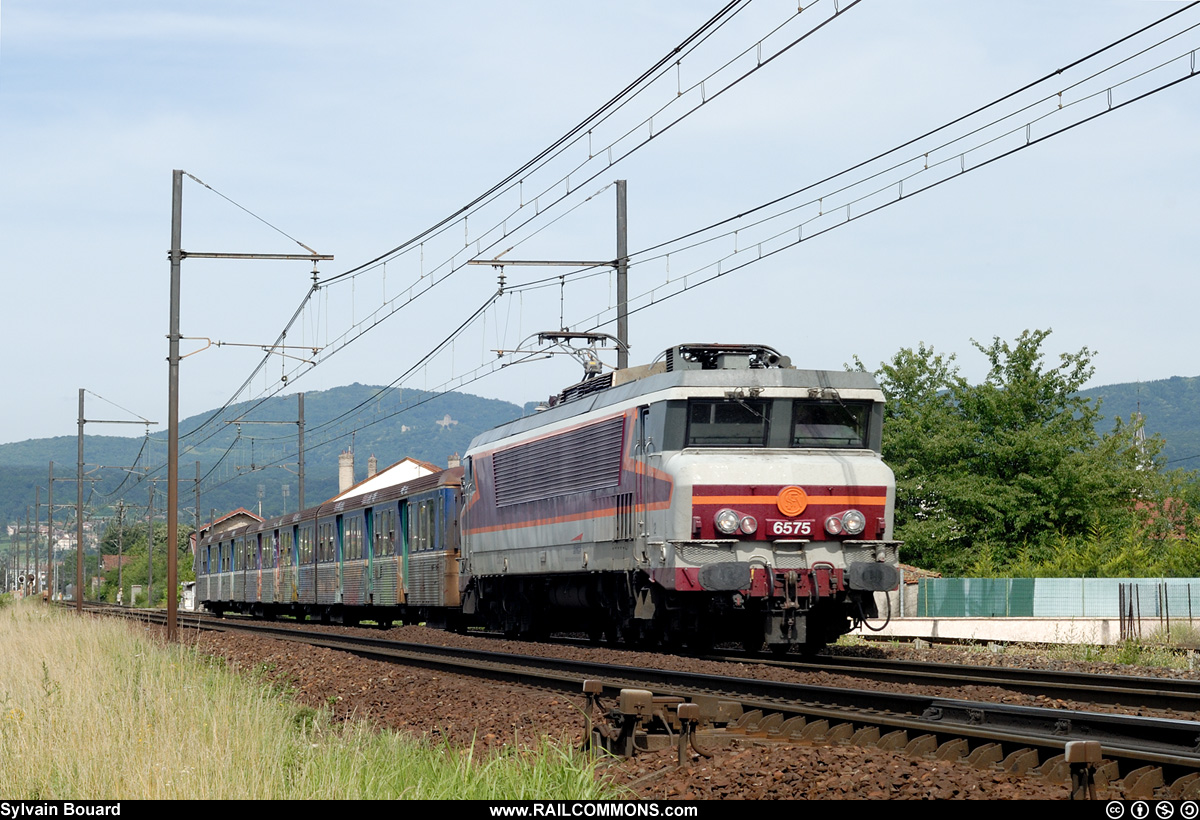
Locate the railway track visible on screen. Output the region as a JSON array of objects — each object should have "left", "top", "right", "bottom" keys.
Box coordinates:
[
  {"left": 728, "top": 651, "right": 1200, "bottom": 714},
  {"left": 110, "top": 605, "right": 1200, "bottom": 798}
]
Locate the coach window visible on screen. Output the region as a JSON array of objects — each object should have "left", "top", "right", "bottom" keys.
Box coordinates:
[
  {"left": 412, "top": 500, "right": 433, "bottom": 552},
  {"left": 374, "top": 511, "right": 387, "bottom": 556},
  {"left": 425, "top": 501, "right": 436, "bottom": 551}
]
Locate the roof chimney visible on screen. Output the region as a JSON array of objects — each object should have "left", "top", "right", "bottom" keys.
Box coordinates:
[
  {"left": 448, "top": 452, "right": 461, "bottom": 469},
  {"left": 338, "top": 450, "right": 355, "bottom": 493},
  {"left": 367, "top": 455, "right": 378, "bottom": 478}
]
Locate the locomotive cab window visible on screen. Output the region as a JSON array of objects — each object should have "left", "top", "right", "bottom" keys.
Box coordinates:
[
  {"left": 791, "top": 400, "right": 871, "bottom": 448},
  {"left": 686, "top": 399, "right": 769, "bottom": 447}
]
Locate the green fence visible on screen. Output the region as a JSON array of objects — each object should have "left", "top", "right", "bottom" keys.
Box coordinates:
[{"left": 915, "top": 577, "right": 1200, "bottom": 620}]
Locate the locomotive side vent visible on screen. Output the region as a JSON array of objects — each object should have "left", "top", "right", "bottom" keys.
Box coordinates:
[
  {"left": 615, "top": 492, "right": 635, "bottom": 540},
  {"left": 493, "top": 416, "right": 625, "bottom": 506}
]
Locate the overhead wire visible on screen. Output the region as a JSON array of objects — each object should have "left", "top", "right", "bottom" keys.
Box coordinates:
[
  {"left": 155, "top": 5, "right": 1200, "bottom": 511},
  {"left": 515, "top": 2, "right": 1200, "bottom": 298},
  {"left": 512, "top": 3, "right": 1200, "bottom": 331},
  {"left": 571, "top": 40, "right": 1200, "bottom": 335},
  {"left": 320, "top": 0, "right": 754, "bottom": 285},
  {"left": 185, "top": 0, "right": 857, "bottom": 444}
]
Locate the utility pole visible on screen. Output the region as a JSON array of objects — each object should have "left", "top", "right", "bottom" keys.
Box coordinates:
[
  {"left": 166, "top": 169, "right": 331, "bottom": 641},
  {"left": 33, "top": 487, "right": 40, "bottom": 597},
  {"left": 167, "top": 169, "right": 182, "bottom": 635},
  {"left": 225, "top": 390, "right": 306, "bottom": 516},
  {"left": 47, "top": 463, "right": 53, "bottom": 601},
  {"left": 616, "top": 179, "right": 629, "bottom": 370},
  {"left": 76, "top": 388, "right": 83, "bottom": 610},
  {"left": 194, "top": 462, "right": 201, "bottom": 540},
  {"left": 23, "top": 506, "right": 30, "bottom": 596},
  {"left": 467, "top": 179, "right": 631, "bottom": 368},
  {"left": 116, "top": 502, "right": 124, "bottom": 606},
  {"left": 147, "top": 482, "right": 154, "bottom": 607},
  {"left": 74, "top": 392, "right": 155, "bottom": 612},
  {"left": 298, "top": 393, "right": 305, "bottom": 512}
]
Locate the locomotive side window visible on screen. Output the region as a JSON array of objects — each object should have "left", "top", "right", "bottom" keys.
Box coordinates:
[
  {"left": 686, "top": 399, "right": 769, "bottom": 446},
  {"left": 791, "top": 401, "right": 871, "bottom": 448}
]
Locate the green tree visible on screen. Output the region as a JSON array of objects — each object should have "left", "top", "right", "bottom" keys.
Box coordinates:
[
  {"left": 861, "top": 329, "right": 1170, "bottom": 573},
  {"left": 97, "top": 519, "right": 195, "bottom": 606}
]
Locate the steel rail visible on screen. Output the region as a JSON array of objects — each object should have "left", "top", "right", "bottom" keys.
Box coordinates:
[{"left": 115, "top": 606, "right": 1200, "bottom": 790}]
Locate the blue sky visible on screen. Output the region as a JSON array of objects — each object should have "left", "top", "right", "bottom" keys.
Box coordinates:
[{"left": 2, "top": 1, "right": 1198, "bottom": 445}]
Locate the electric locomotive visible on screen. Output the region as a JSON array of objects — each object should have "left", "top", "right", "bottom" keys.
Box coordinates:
[{"left": 459, "top": 342, "right": 900, "bottom": 653}]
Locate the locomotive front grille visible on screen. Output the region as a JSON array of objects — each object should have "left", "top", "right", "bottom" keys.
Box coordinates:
[
  {"left": 673, "top": 541, "right": 737, "bottom": 566},
  {"left": 843, "top": 541, "right": 901, "bottom": 566},
  {"left": 773, "top": 552, "right": 808, "bottom": 570}
]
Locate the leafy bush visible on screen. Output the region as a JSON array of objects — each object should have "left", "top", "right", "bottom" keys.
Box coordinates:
[{"left": 855, "top": 329, "right": 1198, "bottom": 574}]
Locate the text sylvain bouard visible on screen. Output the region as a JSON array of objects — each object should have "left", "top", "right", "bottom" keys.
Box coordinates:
[{"left": 1, "top": 805, "right": 120, "bottom": 817}]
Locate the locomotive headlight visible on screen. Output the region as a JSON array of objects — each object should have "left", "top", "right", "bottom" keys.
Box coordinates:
[
  {"left": 841, "top": 509, "right": 866, "bottom": 536},
  {"left": 715, "top": 509, "right": 741, "bottom": 535},
  {"left": 739, "top": 515, "right": 758, "bottom": 535},
  {"left": 824, "top": 515, "right": 844, "bottom": 536}
]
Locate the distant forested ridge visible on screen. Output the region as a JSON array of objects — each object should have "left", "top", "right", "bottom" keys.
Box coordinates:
[
  {"left": 1079, "top": 375, "right": 1200, "bottom": 468},
  {"left": 0, "top": 385, "right": 524, "bottom": 524},
  {"left": 2, "top": 373, "right": 1196, "bottom": 530}
]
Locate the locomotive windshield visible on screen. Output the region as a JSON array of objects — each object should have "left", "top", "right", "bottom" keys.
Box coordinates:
[
  {"left": 680, "top": 398, "right": 875, "bottom": 449},
  {"left": 791, "top": 400, "right": 870, "bottom": 448},
  {"left": 687, "top": 399, "right": 769, "bottom": 446}
]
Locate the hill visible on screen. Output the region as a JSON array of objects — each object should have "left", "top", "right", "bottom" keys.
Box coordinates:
[
  {"left": 1078, "top": 375, "right": 1200, "bottom": 468},
  {"left": 3, "top": 372, "right": 1196, "bottom": 530},
  {"left": 0, "top": 385, "right": 524, "bottom": 525}
]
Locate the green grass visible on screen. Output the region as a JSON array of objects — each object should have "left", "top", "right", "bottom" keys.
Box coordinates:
[{"left": 0, "top": 600, "right": 628, "bottom": 799}]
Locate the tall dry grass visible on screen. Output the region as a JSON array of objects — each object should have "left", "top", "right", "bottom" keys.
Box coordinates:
[{"left": 0, "top": 600, "right": 624, "bottom": 799}]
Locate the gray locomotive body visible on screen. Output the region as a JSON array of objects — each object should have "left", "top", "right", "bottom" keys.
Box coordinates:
[{"left": 460, "top": 343, "right": 901, "bottom": 652}]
